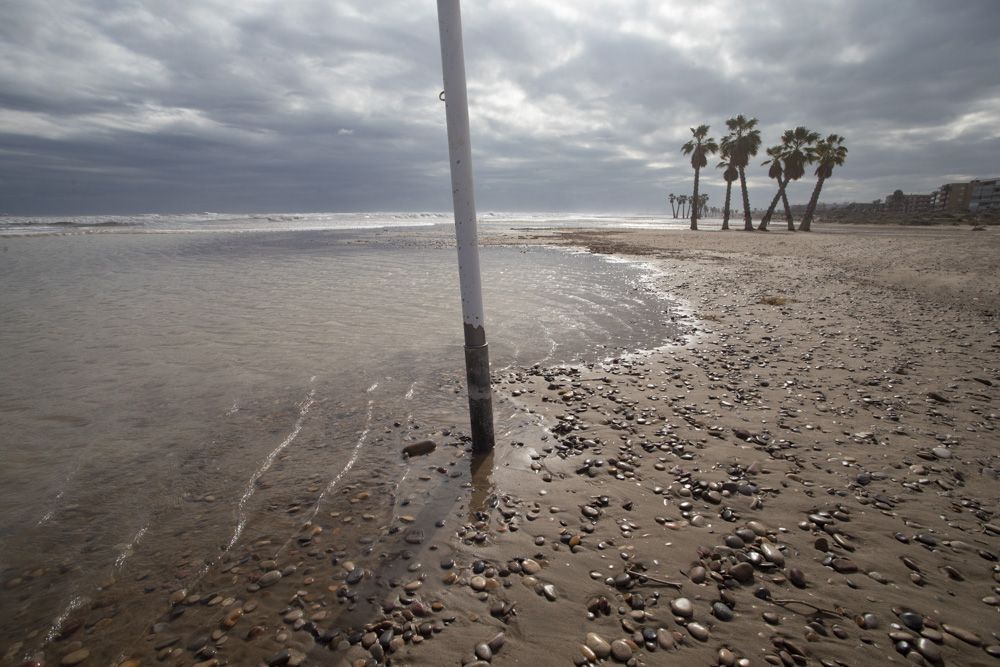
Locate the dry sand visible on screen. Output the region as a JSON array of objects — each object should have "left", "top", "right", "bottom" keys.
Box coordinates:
[{"left": 19, "top": 223, "right": 998, "bottom": 667}]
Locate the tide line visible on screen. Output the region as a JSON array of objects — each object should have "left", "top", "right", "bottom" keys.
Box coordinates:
[{"left": 225, "top": 386, "right": 316, "bottom": 552}]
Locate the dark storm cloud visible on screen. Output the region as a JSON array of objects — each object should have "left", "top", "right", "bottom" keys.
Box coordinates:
[{"left": 1, "top": 0, "right": 998, "bottom": 214}]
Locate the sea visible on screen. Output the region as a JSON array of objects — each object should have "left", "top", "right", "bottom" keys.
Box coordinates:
[{"left": 0, "top": 211, "right": 695, "bottom": 662}]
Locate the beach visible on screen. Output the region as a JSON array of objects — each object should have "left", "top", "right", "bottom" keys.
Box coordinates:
[{"left": 3, "top": 221, "right": 999, "bottom": 666}]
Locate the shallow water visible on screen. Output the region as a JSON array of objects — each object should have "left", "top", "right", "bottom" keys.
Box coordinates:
[{"left": 0, "top": 221, "right": 677, "bottom": 659}]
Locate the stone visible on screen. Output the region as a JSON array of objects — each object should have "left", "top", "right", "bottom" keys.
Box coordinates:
[
  {"left": 259, "top": 570, "right": 281, "bottom": 587},
  {"left": 60, "top": 650, "right": 90, "bottom": 666},
  {"left": 942, "top": 623, "right": 981, "bottom": 646},
  {"left": 789, "top": 568, "right": 807, "bottom": 588},
  {"left": 688, "top": 622, "right": 710, "bottom": 641},
  {"left": 403, "top": 440, "right": 436, "bottom": 457},
  {"left": 521, "top": 558, "right": 541, "bottom": 575},
  {"left": 729, "top": 562, "right": 754, "bottom": 584},
  {"left": 470, "top": 576, "right": 487, "bottom": 591},
  {"left": 670, "top": 597, "right": 693, "bottom": 618},
  {"left": 474, "top": 644, "right": 492, "bottom": 661},
  {"left": 713, "top": 601, "right": 734, "bottom": 621},
  {"left": 586, "top": 633, "right": 611, "bottom": 659},
  {"left": 914, "top": 638, "right": 941, "bottom": 663},
  {"left": 760, "top": 542, "right": 785, "bottom": 567},
  {"left": 610, "top": 639, "right": 633, "bottom": 662}
]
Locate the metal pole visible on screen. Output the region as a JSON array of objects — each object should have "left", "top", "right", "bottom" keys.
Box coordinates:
[{"left": 436, "top": 0, "right": 495, "bottom": 453}]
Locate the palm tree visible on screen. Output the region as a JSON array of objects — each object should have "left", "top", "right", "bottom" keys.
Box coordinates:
[
  {"left": 800, "top": 134, "right": 848, "bottom": 231},
  {"left": 758, "top": 145, "right": 784, "bottom": 231},
  {"left": 758, "top": 127, "right": 820, "bottom": 230},
  {"left": 699, "top": 193, "right": 709, "bottom": 218},
  {"left": 680, "top": 125, "right": 719, "bottom": 231},
  {"left": 718, "top": 151, "right": 738, "bottom": 231},
  {"left": 721, "top": 114, "right": 762, "bottom": 231},
  {"left": 668, "top": 193, "right": 677, "bottom": 218},
  {"left": 678, "top": 194, "right": 689, "bottom": 219}
]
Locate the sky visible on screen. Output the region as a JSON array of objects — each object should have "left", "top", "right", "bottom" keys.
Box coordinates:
[{"left": 1, "top": 0, "right": 999, "bottom": 215}]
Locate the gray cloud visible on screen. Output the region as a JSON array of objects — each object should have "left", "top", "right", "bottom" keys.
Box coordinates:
[{"left": 1, "top": 0, "right": 998, "bottom": 214}]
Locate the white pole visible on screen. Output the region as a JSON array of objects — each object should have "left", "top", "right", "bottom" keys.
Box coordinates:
[{"left": 436, "top": 0, "right": 495, "bottom": 453}]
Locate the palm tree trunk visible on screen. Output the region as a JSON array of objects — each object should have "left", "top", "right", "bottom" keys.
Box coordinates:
[
  {"left": 782, "top": 188, "right": 794, "bottom": 231},
  {"left": 738, "top": 167, "right": 753, "bottom": 231},
  {"left": 722, "top": 181, "right": 732, "bottom": 230},
  {"left": 690, "top": 168, "right": 700, "bottom": 230},
  {"left": 801, "top": 176, "right": 826, "bottom": 232},
  {"left": 759, "top": 176, "right": 787, "bottom": 230}
]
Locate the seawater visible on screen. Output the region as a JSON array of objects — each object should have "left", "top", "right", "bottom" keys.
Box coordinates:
[{"left": 0, "top": 218, "right": 679, "bottom": 660}]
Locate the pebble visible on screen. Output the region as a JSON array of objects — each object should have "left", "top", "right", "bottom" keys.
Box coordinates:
[
  {"left": 259, "top": 570, "right": 281, "bottom": 587},
  {"left": 610, "top": 639, "right": 633, "bottom": 662},
  {"left": 656, "top": 628, "right": 675, "bottom": 649},
  {"left": 730, "top": 562, "right": 754, "bottom": 584},
  {"left": 788, "top": 567, "right": 807, "bottom": 588},
  {"left": 403, "top": 440, "right": 436, "bottom": 457},
  {"left": 713, "top": 601, "right": 734, "bottom": 621},
  {"left": 914, "top": 638, "right": 941, "bottom": 663},
  {"left": 942, "top": 623, "right": 981, "bottom": 645},
  {"left": 470, "top": 576, "right": 487, "bottom": 591},
  {"left": 670, "top": 597, "right": 693, "bottom": 618},
  {"left": 521, "top": 558, "right": 541, "bottom": 575},
  {"left": 586, "top": 633, "right": 611, "bottom": 659},
  {"left": 60, "top": 650, "right": 90, "bottom": 666},
  {"left": 761, "top": 542, "right": 785, "bottom": 567},
  {"left": 687, "top": 622, "right": 710, "bottom": 641}
]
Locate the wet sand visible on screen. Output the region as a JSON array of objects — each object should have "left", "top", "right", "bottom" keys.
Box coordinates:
[{"left": 10, "top": 223, "right": 999, "bottom": 667}]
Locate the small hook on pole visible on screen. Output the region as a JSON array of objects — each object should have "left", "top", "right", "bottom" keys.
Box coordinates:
[{"left": 439, "top": 90, "right": 446, "bottom": 102}]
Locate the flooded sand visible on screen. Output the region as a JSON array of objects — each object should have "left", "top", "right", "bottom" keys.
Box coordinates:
[{"left": 0, "top": 221, "right": 680, "bottom": 664}]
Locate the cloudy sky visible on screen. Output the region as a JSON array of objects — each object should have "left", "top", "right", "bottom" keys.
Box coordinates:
[{"left": 1, "top": 0, "right": 998, "bottom": 215}]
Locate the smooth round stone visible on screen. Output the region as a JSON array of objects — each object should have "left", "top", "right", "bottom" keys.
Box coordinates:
[
  {"left": 763, "top": 611, "right": 780, "bottom": 625},
  {"left": 914, "top": 638, "right": 940, "bottom": 663},
  {"left": 719, "top": 648, "right": 737, "bottom": 666},
  {"left": 729, "top": 562, "right": 754, "bottom": 584},
  {"left": 689, "top": 566, "right": 707, "bottom": 584},
  {"left": 656, "top": 628, "right": 675, "bottom": 650},
  {"left": 470, "top": 576, "right": 487, "bottom": 591},
  {"left": 521, "top": 559, "right": 541, "bottom": 575},
  {"left": 942, "top": 624, "right": 981, "bottom": 645},
  {"left": 932, "top": 447, "right": 951, "bottom": 459},
  {"left": 724, "top": 535, "right": 745, "bottom": 549},
  {"left": 868, "top": 571, "right": 889, "bottom": 584},
  {"left": 857, "top": 613, "right": 879, "bottom": 629},
  {"left": 789, "top": 568, "right": 807, "bottom": 588},
  {"left": 687, "top": 622, "right": 710, "bottom": 641},
  {"left": 61, "top": 650, "right": 90, "bottom": 666},
  {"left": 831, "top": 558, "right": 858, "bottom": 574},
  {"left": 713, "top": 601, "right": 734, "bottom": 621},
  {"left": 610, "top": 639, "right": 632, "bottom": 662},
  {"left": 746, "top": 521, "right": 768, "bottom": 536},
  {"left": 761, "top": 542, "right": 785, "bottom": 567},
  {"left": 586, "top": 633, "right": 611, "bottom": 659},
  {"left": 579, "top": 645, "right": 597, "bottom": 662},
  {"left": 670, "top": 597, "right": 693, "bottom": 618},
  {"left": 475, "top": 643, "right": 492, "bottom": 660},
  {"left": 259, "top": 570, "right": 281, "bottom": 587},
  {"left": 899, "top": 612, "right": 924, "bottom": 632}
]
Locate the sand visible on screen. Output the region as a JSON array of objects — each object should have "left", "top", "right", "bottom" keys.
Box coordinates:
[{"left": 396, "top": 223, "right": 1000, "bottom": 666}]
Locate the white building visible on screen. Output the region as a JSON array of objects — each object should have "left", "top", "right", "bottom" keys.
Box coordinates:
[{"left": 969, "top": 178, "right": 1000, "bottom": 211}]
